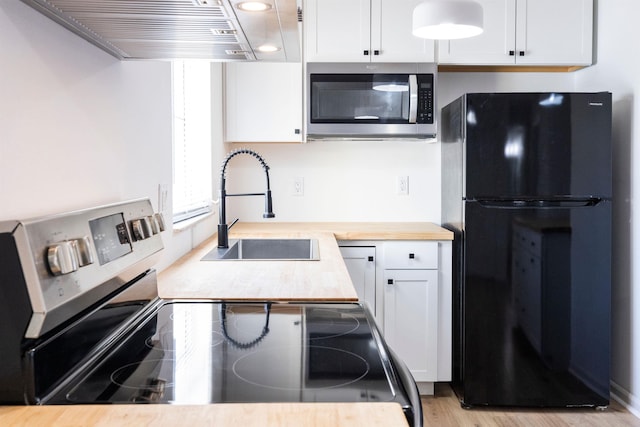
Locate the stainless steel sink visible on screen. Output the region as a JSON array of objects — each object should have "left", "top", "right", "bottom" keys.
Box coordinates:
[{"left": 201, "top": 238, "right": 320, "bottom": 261}]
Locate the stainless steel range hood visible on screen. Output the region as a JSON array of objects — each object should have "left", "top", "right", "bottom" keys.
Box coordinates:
[{"left": 20, "top": 0, "right": 301, "bottom": 61}]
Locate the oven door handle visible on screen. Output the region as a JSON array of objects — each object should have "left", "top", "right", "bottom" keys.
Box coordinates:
[{"left": 408, "top": 74, "right": 418, "bottom": 124}]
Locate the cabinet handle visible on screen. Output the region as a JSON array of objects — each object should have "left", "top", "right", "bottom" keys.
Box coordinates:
[
  {"left": 363, "top": 50, "right": 369, "bottom": 56},
  {"left": 387, "top": 279, "right": 394, "bottom": 285},
  {"left": 509, "top": 50, "right": 515, "bottom": 56},
  {"left": 294, "top": 128, "right": 300, "bottom": 135},
  {"left": 373, "top": 50, "right": 380, "bottom": 55},
  {"left": 409, "top": 253, "right": 415, "bottom": 259},
  {"left": 519, "top": 51, "right": 525, "bottom": 56},
  {"left": 368, "top": 256, "right": 374, "bottom": 262}
]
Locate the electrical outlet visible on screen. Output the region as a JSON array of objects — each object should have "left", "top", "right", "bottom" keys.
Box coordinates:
[
  {"left": 397, "top": 176, "right": 409, "bottom": 195},
  {"left": 293, "top": 176, "right": 304, "bottom": 196}
]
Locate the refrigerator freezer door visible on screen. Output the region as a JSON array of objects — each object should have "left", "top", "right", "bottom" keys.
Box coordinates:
[
  {"left": 464, "top": 92, "right": 612, "bottom": 200},
  {"left": 461, "top": 199, "right": 611, "bottom": 407}
]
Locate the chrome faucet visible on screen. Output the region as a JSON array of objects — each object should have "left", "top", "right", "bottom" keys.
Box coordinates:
[{"left": 218, "top": 148, "right": 275, "bottom": 248}]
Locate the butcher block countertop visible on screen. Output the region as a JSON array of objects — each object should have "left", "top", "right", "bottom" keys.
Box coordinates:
[
  {"left": 225, "top": 221, "right": 454, "bottom": 241},
  {"left": 0, "top": 402, "right": 408, "bottom": 426},
  {"left": 157, "top": 222, "right": 452, "bottom": 300}
]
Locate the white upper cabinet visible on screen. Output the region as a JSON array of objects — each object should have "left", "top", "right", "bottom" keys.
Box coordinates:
[
  {"left": 223, "top": 62, "right": 303, "bottom": 143},
  {"left": 438, "top": 0, "right": 593, "bottom": 66},
  {"left": 304, "top": 0, "right": 435, "bottom": 63},
  {"left": 371, "top": 0, "right": 436, "bottom": 62}
]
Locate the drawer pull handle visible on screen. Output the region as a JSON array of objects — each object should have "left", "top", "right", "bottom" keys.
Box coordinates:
[
  {"left": 387, "top": 279, "right": 394, "bottom": 285},
  {"left": 409, "top": 253, "right": 415, "bottom": 259},
  {"left": 368, "top": 256, "right": 374, "bottom": 262}
]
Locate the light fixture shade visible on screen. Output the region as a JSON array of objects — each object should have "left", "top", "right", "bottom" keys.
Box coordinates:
[{"left": 412, "top": 0, "right": 483, "bottom": 40}]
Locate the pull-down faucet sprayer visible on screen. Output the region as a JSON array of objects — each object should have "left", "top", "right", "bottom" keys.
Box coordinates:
[{"left": 218, "top": 148, "right": 275, "bottom": 248}]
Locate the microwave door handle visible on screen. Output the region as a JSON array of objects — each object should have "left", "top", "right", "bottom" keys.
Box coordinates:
[{"left": 408, "top": 74, "right": 418, "bottom": 124}]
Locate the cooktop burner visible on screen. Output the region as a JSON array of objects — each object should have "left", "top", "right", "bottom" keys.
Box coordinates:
[
  {"left": 56, "top": 302, "right": 404, "bottom": 406},
  {"left": 233, "top": 345, "right": 370, "bottom": 391}
]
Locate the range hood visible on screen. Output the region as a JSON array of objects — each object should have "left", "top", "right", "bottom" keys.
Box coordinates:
[{"left": 20, "top": 0, "right": 301, "bottom": 61}]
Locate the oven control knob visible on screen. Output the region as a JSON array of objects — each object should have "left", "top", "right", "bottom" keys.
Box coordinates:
[
  {"left": 130, "top": 219, "right": 144, "bottom": 241},
  {"left": 154, "top": 213, "right": 166, "bottom": 232},
  {"left": 47, "top": 241, "right": 79, "bottom": 276},
  {"left": 130, "top": 217, "right": 153, "bottom": 241},
  {"left": 71, "top": 236, "right": 94, "bottom": 267},
  {"left": 147, "top": 215, "right": 159, "bottom": 235}
]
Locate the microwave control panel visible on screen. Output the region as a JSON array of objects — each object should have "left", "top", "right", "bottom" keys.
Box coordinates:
[{"left": 417, "top": 75, "right": 434, "bottom": 124}]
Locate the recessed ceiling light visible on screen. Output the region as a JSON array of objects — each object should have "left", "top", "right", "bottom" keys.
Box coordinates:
[
  {"left": 236, "top": 1, "right": 272, "bottom": 12},
  {"left": 257, "top": 44, "right": 280, "bottom": 53}
]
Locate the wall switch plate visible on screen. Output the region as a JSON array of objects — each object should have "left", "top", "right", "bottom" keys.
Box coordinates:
[
  {"left": 158, "top": 183, "right": 169, "bottom": 212},
  {"left": 397, "top": 176, "right": 409, "bottom": 195},
  {"left": 293, "top": 176, "right": 304, "bottom": 196}
]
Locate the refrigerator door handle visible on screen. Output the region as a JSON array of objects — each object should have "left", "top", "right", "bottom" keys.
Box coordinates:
[{"left": 475, "top": 198, "right": 603, "bottom": 209}]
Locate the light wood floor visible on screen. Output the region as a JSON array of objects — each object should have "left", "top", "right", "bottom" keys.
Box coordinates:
[{"left": 421, "top": 383, "right": 640, "bottom": 427}]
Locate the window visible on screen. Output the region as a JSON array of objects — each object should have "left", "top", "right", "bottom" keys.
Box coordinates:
[{"left": 172, "top": 61, "right": 213, "bottom": 223}]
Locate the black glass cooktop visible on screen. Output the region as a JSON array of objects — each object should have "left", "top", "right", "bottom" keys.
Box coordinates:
[{"left": 51, "top": 302, "right": 406, "bottom": 405}]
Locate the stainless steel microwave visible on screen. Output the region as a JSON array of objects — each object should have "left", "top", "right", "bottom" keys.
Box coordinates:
[{"left": 306, "top": 63, "right": 437, "bottom": 140}]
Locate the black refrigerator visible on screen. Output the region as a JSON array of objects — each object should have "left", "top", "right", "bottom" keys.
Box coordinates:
[{"left": 441, "top": 92, "right": 611, "bottom": 408}]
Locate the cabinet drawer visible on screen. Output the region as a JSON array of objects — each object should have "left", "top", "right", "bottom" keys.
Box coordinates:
[{"left": 383, "top": 241, "right": 438, "bottom": 269}]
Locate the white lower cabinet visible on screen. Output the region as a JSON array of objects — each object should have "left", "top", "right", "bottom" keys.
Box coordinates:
[
  {"left": 338, "top": 246, "right": 376, "bottom": 318},
  {"left": 338, "top": 239, "right": 452, "bottom": 395},
  {"left": 383, "top": 269, "right": 438, "bottom": 383}
]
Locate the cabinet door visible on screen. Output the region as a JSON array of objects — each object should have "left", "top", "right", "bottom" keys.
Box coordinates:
[
  {"left": 383, "top": 269, "right": 438, "bottom": 382},
  {"left": 516, "top": 0, "right": 593, "bottom": 65},
  {"left": 438, "top": 0, "right": 516, "bottom": 65},
  {"left": 371, "top": 0, "right": 435, "bottom": 62},
  {"left": 304, "top": 0, "right": 371, "bottom": 62},
  {"left": 224, "top": 62, "right": 302, "bottom": 142},
  {"left": 339, "top": 246, "right": 376, "bottom": 314}
]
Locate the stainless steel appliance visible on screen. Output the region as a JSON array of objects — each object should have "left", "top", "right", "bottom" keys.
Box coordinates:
[
  {"left": 20, "top": 0, "right": 301, "bottom": 61},
  {"left": 0, "top": 200, "right": 421, "bottom": 426},
  {"left": 306, "top": 63, "right": 436, "bottom": 140},
  {"left": 441, "top": 92, "right": 612, "bottom": 408}
]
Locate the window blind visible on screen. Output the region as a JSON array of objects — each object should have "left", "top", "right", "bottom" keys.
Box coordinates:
[{"left": 172, "top": 61, "right": 213, "bottom": 223}]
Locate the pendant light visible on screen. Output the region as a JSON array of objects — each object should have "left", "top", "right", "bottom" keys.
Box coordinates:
[{"left": 412, "top": 0, "right": 483, "bottom": 40}]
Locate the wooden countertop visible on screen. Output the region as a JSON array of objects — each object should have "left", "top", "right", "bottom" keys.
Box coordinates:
[
  {"left": 158, "top": 222, "right": 452, "bottom": 301},
  {"left": 228, "top": 221, "right": 454, "bottom": 241},
  {"left": 158, "top": 231, "right": 358, "bottom": 300},
  {"left": 0, "top": 402, "right": 408, "bottom": 426}
]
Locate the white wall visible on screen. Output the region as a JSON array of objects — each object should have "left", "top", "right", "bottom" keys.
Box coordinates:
[
  {"left": 0, "top": 1, "right": 217, "bottom": 270},
  {"left": 222, "top": 141, "right": 441, "bottom": 222},
  {"left": 573, "top": 0, "right": 639, "bottom": 416},
  {"left": 0, "top": 2, "right": 170, "bottom": 219}
]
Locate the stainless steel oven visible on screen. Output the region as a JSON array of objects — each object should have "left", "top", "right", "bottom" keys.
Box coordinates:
[
  {"left": 306, "top": 62, "right": 436, "bottom": 140},
  {"left": 0, "top": 200, "right": 422, "bottom": 427}
]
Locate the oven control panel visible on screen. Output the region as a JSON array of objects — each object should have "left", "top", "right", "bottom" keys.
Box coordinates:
[{"left": 0, "top": 199, "right": 164, "bottom": 338}]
